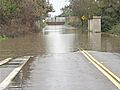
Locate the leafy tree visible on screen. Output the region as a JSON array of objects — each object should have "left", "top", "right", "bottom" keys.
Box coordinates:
[
  {"left": 60, "top": 5, "right": 73, "bottom": 17},
  {"left": 0, "top": 0, "right": 53, "bottom": 36},
  {"left": 0, "top": 0, "right": 19, "bottom": 20},
  {"left": 68, "top": 0, "right": 120, "bottom": 32}
]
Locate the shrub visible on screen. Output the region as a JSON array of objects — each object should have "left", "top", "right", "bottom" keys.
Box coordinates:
[
  {"left": 101, "top": 16, "right": 116, "bottom": 32},
  {"left": 109, "top": 23, "right": 120, "bottom": 35}
]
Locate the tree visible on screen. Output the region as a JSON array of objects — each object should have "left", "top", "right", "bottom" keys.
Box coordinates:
[
  {"left": 70, "top": 0, "right": 98, "bottom": 17},
  {"left": 60, "top": 5, "right": 73, "bottom": 17},
  {"left": 0, "top": 0, "right": 53, "bottom": 36},
  {"left": 0, "top": 0, "right": 19, "bottom": 21},
  {"left": 68, "top": 0, "right": 120, "bottom": 32}
]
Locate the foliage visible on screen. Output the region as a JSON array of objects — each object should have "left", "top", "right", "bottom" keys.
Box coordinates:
[
  {"left": 68, "top": 0, "right": 120, "bottom": 33},
  {"left": 109, "top": 23, "right": 120, "bottom": 35},
  {"left": 67, "top": 19, "right": 82, "bottom": 27},
  {"left": 96, "top": 0, "right": 120, "bottom": 32},
  {"left": 0, "top": 35, "right": 8, "bottom": 41},
  {"left": 70, "top": 0, "right": 98, "bottom": 17},
  {"left": 0, "top": 0, "right": 19, "bottom": 19},
  {"left": 60, "top": 5, "right": 73, "bottom": 17},
  {"left": 101, "top": 16, "right": 115, "bottom": 32},
  {"left": 0, "top": 0, "right": 53, "bottom": 36},
  {"left": 0, "top": 0, "right": 52, "bottom": 21}
]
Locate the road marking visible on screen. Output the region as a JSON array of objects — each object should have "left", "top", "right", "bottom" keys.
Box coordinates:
[
  {"left": 79, "top": 48, "right": 120, "bottom": 89},
  {"left": 0, "top": 56, "right": 31, "bottom": 90},
  {"left": 0, "top": 58, "right": 12, "bottom": 66}
]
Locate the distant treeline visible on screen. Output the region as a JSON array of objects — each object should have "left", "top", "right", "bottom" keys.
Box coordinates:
[
  {"left": 61, "top": 0, "right": 120, "bottom": 35},
  {"left": 0, "top": 0, "right": 53, "bottom": 37}
]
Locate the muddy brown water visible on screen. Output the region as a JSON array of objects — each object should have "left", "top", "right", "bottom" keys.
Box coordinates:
[{"left": 0, "top": 25, "right": 120, "bottom": 60}]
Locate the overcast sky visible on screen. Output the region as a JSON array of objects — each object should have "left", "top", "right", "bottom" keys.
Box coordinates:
[{"left": 49, "top": 0, "right": 69, "bottom": 17}]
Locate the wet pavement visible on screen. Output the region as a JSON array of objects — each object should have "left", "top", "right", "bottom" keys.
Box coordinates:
[
  {"left": 0, "top": 25, "right": 120, "bottom": 90},
  {"left": 89, "top": 51, "right": 120, "bottom": 78},
  {"left": 7, "top": 52, "right": 119, "bottom": 90}
]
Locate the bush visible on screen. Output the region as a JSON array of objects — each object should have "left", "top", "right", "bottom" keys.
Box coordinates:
[
  {"left": 101, "top": 16, "right": 116, "bottom": 32},
  {"left": 109, "top": 23, "right": 120, "bottom": 35},
  {"left": 0, "top": 0, "right": 18, "bottom": 18}
]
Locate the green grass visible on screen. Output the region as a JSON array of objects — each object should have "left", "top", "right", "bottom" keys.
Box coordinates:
[{"left": 0, "top": 35, "right": 8, "bottom": 41}]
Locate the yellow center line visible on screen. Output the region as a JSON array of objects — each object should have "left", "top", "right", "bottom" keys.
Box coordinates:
[{"left": 79, "top": 48, "right": 120, "bottom": 89}]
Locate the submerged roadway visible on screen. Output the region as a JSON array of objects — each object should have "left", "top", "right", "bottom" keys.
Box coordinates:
[{"left": 0, "top": 25, "right": 120, "bottom": 90}]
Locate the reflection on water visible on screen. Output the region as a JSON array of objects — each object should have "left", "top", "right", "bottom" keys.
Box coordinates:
[
  {"left": 88, "top": 32, "right": 101, "bottom": 51},
  {"left": 43, "top": 26, "right": 77, "bottom": 53},
  {"left": 0, "top": 25, "right": 120, "bottom": 59}
]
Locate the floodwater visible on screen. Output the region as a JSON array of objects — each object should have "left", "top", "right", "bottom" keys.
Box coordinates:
[
  {"left": 0, "top": 25, "right": 119, "bottom": 60},
  {"left": 0, "top": 25, "right": 120, "bottom": 90}
]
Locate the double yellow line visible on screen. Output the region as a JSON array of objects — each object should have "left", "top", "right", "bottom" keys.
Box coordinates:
[{"left": 79, "top": 48, "right": 120, "bottom": 89}]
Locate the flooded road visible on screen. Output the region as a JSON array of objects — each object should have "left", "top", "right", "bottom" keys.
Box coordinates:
[
  {"left": 0, "top": 25, "right": 120, "bottom": 90},
  {"left": 0, "top": 25, "right": 120, "bottom": 60}
]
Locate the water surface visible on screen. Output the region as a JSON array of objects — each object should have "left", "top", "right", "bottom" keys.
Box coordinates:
[{"left": 0, "top": 25, "right": 119, "bottom": 60}]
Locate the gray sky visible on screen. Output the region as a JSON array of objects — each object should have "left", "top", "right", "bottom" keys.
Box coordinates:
[{"left": 49, "top": 0, "right": 69, "bottom": 17}]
